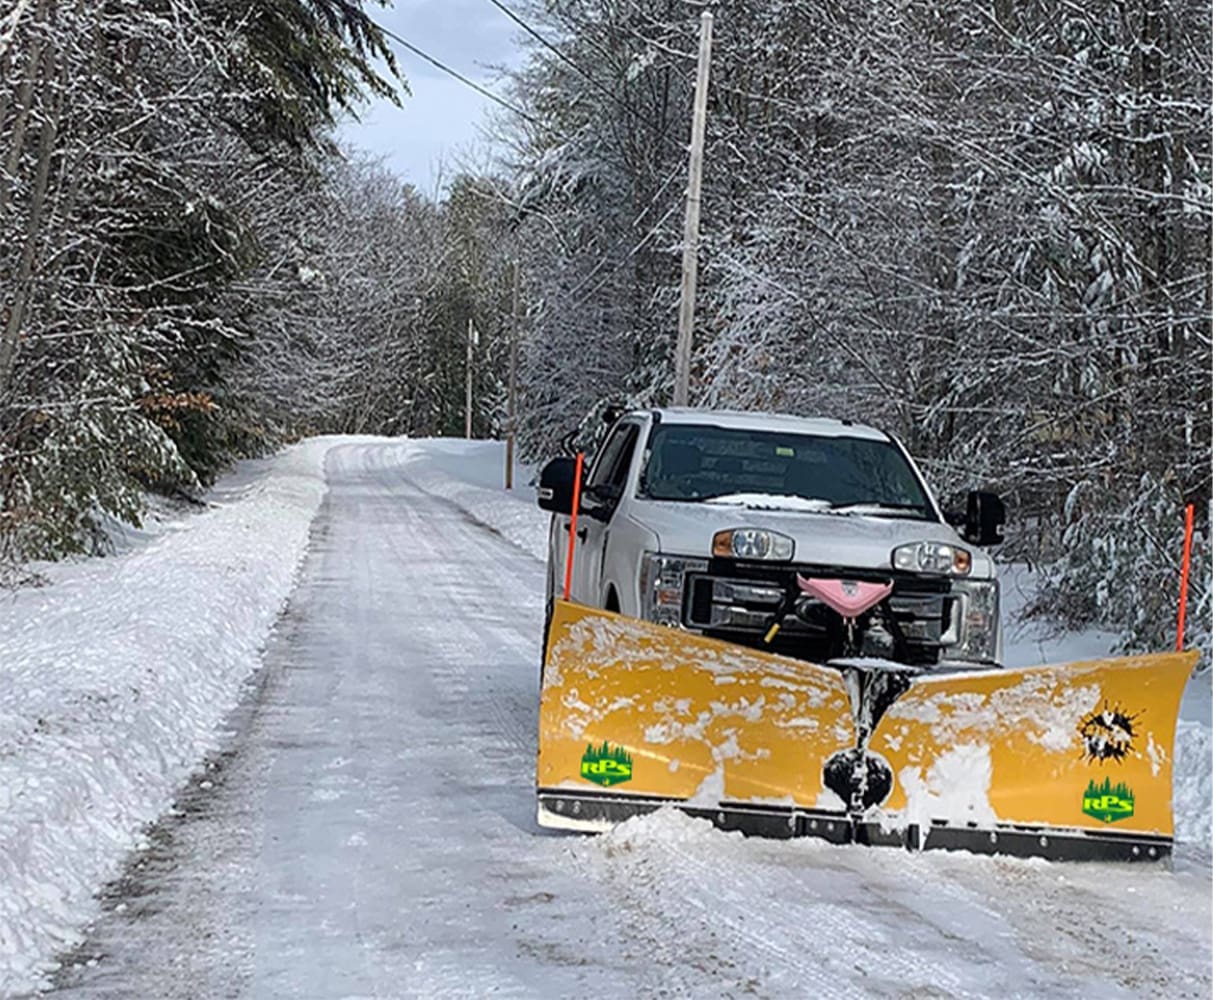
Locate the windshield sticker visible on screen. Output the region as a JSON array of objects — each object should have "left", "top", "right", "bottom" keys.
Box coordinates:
[
  {"left": 775, "top": 446, "right": 795, "bottom": 457},
  {"left": 1079, "top": 703, "right": 1140, "bottom": 763},
  {"left": 580, "top": 741, "right": 633, "bottom": 787},
  {"left": 1082, "top": 778, "right": 1135, "bottom": 823}
]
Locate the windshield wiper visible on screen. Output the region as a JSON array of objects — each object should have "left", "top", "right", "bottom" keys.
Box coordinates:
[
  {"left": 829, "top": 501, "right": 930, "bottom": 518},
  {"left": 701, "top": 492, "right": 833, "bottom": 511}
]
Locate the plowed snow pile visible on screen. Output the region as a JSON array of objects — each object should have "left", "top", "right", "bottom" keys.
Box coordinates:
[
  {"left": 0, "top": 440, "right": 334, "bottom": 994},
  {"left": 1176, "top": 719, "right": 1212, "bottom": 848},
  {"left": 398, "top": 438, "right": 546, "bottom": 559}
]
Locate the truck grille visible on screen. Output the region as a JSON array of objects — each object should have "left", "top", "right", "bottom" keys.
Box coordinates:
[{"left": 684, "top": 559, "right": 954, "bottom": 665}]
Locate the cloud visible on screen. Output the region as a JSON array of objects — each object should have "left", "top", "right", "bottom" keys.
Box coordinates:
[
  {"left": 342, "top": 76, "right": 501, "bottom": 194},
  {"left": 339, "top": 0, "right": 523, "bottom": 189},
  {"left": 381, "top": 0, "right": 520, "bottom": 80}
]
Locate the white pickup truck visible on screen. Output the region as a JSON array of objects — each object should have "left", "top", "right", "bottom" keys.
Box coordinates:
[{"left": 537, "top": 408, "right": 1006, "bottom": 669}]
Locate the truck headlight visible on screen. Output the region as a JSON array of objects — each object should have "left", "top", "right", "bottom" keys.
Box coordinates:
[
  {"left": 639, "top": 552, "right": 708, "bottom": 626},
  {"left": 950, "top": 580, "right": 999, "bottom": 663},
  {"left": 891, "top": 541, "right": 971, "bottom": 576},
  {"left": 712, "top": 528, "right": 795, "bottom": 562}
]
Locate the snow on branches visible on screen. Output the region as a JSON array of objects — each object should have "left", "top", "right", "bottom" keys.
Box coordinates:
[{"left": 500, "top": 0, "right": 1210, "bottom": 656}]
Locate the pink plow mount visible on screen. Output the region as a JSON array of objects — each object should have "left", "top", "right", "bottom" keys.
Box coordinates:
[{"left": 797, "top": 576, "right": 893, "bottom": 618}]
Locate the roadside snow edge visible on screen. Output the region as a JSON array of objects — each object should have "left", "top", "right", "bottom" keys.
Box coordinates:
[{"left": 0, "top": 439, "right": 333, "bottom": 994}]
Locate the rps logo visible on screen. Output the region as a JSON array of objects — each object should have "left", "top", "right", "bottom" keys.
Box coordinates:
[
  {"left": 1082, "top": 777, "right": 1135, "bottom": 823},
  {"left": 580, "top": 741, "right": 633, "bottom": 787}
]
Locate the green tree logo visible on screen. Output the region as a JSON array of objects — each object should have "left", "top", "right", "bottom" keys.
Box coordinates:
[
  {"left": 580, "top": 741, "right": 633, "bottom": 787},
  {"left": 1082, "top": 777, "right": 1135, "bottom": 823}
]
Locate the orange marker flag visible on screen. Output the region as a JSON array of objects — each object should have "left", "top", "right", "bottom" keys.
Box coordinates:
[
  {"left": 1176, "top": 502, "right": 1195, "bottom": 652},
  {"left": 563, "top": 452, "right": 585, "bottom": 601}
]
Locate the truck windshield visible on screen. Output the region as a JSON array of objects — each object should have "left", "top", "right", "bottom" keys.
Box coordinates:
[{"left": 637, "top": 424, "right": 932, "bottom": 515}]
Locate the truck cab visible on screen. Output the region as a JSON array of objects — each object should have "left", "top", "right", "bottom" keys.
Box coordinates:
[{"left": 538, "top": 409, "right": 1005, "bottom": 669}]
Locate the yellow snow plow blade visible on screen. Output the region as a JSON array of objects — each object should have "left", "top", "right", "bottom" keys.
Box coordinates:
[
  {"left": 870, "top": 655, "right": 1193, "bottom": 856},
  {"left": 537, "top": 601, "right": 1197, "bottom": 861}
]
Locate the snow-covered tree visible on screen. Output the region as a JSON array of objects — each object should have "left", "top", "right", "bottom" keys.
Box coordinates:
[
  {"left": 499, "top": 0, "right": 1211, "bottom": 655},
  {"left": 0, "top": 0, "right": 400, "bottom": 558}
]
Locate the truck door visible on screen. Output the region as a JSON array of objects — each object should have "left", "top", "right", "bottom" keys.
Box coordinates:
[{"left": 572, "top": 422, "right": 640, "bottom": 607}]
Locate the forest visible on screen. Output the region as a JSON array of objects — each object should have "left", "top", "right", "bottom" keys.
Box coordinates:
[{"left": 1, "top": 0, "right": 1209, "bottom": 654}]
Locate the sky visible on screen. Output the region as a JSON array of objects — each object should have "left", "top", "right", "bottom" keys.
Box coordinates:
[{"left": 339, "top": 0, "right": 526, "bottom": 197}]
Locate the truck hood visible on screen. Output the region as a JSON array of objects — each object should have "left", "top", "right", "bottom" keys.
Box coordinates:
[{"left": 630, "top": 498, "right": 997, "bottom": 579}]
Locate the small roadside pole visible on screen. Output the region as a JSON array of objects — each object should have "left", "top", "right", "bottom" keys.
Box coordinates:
[
  {"left": 506, "top": 261, "right": 520, "bottom": 489},
  {"left": 672, "top": 9, "right": 714, "bottom": 407},
  {"left": 465, "top": 317, "right": 478, "bottom": 439}
]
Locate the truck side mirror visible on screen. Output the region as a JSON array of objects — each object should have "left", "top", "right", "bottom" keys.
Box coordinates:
[
  {"left": 965, "top": 491, "right": 1006, "bottom": 547},
  {"left": 538, "top": 457, "right": 580, "bottom": 514}
]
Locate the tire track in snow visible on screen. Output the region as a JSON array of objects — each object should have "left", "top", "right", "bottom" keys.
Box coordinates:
[
  {"left": 367, "top": 451, "right": 541, "bottom": 765},
  {"left": 934, "top": 852, "right": 1212, "bottom": 997},
  {"left": 590, "top": 809, "right": 1209, "bottom": 999}
]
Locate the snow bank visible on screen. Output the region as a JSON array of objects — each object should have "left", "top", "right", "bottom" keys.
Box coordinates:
[
  {"left": 400, "top": 439, "right": 547, "bottom": 561},
  {"left": 1175, "top": 720, "right": 1212, "bottom": 849},
  {"left": 0, "top": 439, "right": 333, "bottom": 994}
]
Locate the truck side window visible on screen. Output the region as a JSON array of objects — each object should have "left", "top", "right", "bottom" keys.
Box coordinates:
[
  {"left": 608, "top": 426, "right": 640, "bottom": 490},
  {"left": 587, "top": 426, "right": 628, "bottom": 489},
  {"left": 588, "top": 423, "right": 639, "bottom": 495}
]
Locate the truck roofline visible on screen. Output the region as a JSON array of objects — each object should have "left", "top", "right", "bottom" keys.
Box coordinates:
[{"left": 641, "top": 407, "right": 890, "bottom": 442}]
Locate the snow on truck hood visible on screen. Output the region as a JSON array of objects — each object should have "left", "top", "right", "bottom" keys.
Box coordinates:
[{"left": 629, "top": 498, "right": 997, "bottom": 578}]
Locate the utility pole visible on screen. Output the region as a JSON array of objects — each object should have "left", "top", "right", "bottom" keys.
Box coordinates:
[
  {"left": 506, "top": 261, "right": 520, "bottom": 489},
  {"left": 465, "top": 316, "right": 477, "bottom": 439},
  {"left": 672, "top": 9, "right": 714, "bottom": 407}
]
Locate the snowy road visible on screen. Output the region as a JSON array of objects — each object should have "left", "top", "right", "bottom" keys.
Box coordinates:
[{"left": 47, "top": 442, "right": 1211, "bottom": 999}]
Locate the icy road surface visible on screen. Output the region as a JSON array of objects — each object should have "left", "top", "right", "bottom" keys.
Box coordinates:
[{"left": 48, "top": 441, "right": 1211, "bottom": 999}]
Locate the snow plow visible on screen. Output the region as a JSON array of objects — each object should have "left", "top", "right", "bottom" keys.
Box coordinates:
[{"left": 537, "top": 600, "right": 1197, "bottom": 862}]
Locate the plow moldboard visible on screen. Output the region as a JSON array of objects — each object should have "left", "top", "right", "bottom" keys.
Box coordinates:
[
  {"left": 538, "top": 601, "right": 854, "bottom": 811},
  {"left": 872, "top": 652, "right": 1195, "bottom": 842},
  {"left": 537, "top": 601, "right": 1196, "bottom": 861}
]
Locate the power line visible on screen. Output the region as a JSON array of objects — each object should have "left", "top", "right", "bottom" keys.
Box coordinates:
[
  {"left": 561, "top": 163, "right": 687, "bottom": 308},
  {"left": 372, "top": 20, "right": 558, "bottom": 136},
  {"left": 483, "top": 0, "right": 667, "bottom": 135},
  {"left": 367, "top": 11, "right": 687, "bottom": 316},
  {"left": 565, "top": 199, "right": 682, "bottom": 311}
]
